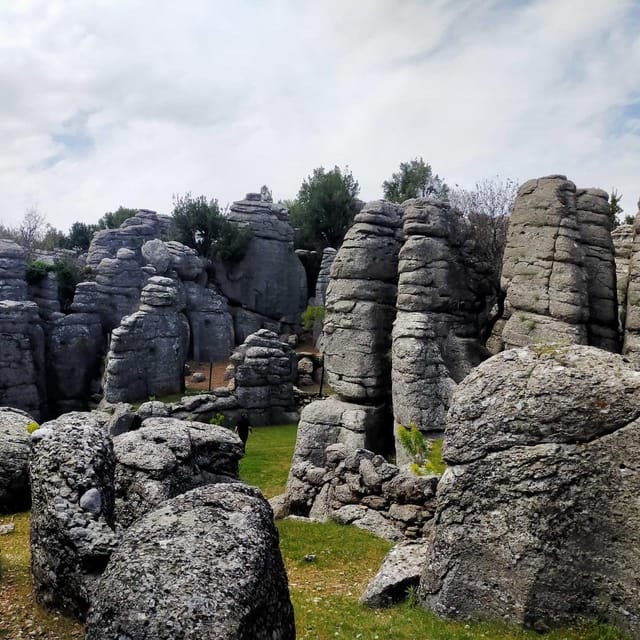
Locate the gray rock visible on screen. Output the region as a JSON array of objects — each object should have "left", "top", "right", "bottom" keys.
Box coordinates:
[
  {"left": 102, "top": 277, "right": 189, "bottom": 403},
  {"left": 0, "top": 300, "right": 46, "bottom": 419},
  {"left": 141, "top": 238, "right": 171, "bottom": 274},
  {"left": 332, "top": 504, "right": 403, "bottom": 541},
  {"left": 30, "top": 412, "right": 118, "bottom": 619},
  {"left": 112, "top": 417, "right": 243, "bottom": 527},
  {"left": 27, "top": 271, "right": 60, "bottom": 322},
  {"left": 315, "top": 247, "right": 337, "bottom": 306},
  {"left": 361, "top": 540, "right": 430, "bottom": 607},
  {"left": 85, "top": 484, "right": 295, "bottom": 640},
  {"left": 0, "top": 238, "right": 27, "bottom": 300},
  {"left": 0, "top": 406, "right": 34, "bottom": 513},
  {"left": 419, "top": 345, "right": 640, "bottom": 637},
  {"left": 612, "top": 223, "right": 634, "bottom": 334},
  {"left": 323, "top": 200, "right": 402, "bottom": 403},
  {"left": 165, "top": 240, "right": 204, "bottom": 281},
  {"left": 622, "top": 201, "right": 640, "bottom": 364},
  {"left": 212, "top": 196, "right": 307, "bottom": 325}
]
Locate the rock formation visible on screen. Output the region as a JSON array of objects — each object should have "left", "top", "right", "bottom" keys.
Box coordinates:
[
  {"left": 0, "top": 300, "right": 46, "bottom": 419},
  {"left": 213, "top": 193, "right": 307, "bottom": 338},
  {"left": 323, "top": 200, "right": 402, "bottom": 402},
  {"left": 85, "top": 484, "right": 295, "bottom": 640},
  {"left": 612, "top": 222, "right": 634, "bottom": 334},
  {"left": 392, "top": 199, "right": 494, "bottom": 447},
  {"left": 495, "top": 176, "right": 618, "bottom": 352},
  {"left": 315, "top": 247, "right": 337, "bottom": 306},
  {"left": 27, "top": 271, "right": 61, "bottom": 323},
  {"left": 420, "top": 345, "right": 640, "bottom": 636},
  {"left": 102, "top": 276, "right": 189, "bottom": 403},
  {"left": 0, "top": 407, "right": 34, "bottom": 513},
  {"left": 0, "top": 238, "right": 27, "bottom": 300},
  {"left": 229, "top": 329, "right": 297, "bottom": 425},
  {"left": 113, "top": 417, "right": 243, "bottom": 527},
  {"left": 622, "top": 200, "right": 640, "bottom": 364}
]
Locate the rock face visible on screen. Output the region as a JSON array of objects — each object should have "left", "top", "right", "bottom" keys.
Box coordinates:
[
  {"left": 612, "top": 223, "right": 634, "bottom": 334},
  {"left": 27, "top": 272, "right": 61, "bottom": 322},
  {"left": 30, "top": 412, "right": 118, "bottom": 619},
  {"left": 85, "top": 484, "right": 295, "bottom": 640},
  {"left": 0, "top": 238, "right": 27, "bottom": 300},
  {"left": 213, "top": 194, "right": 307, "bottom": 328},
  {"left": 496, "top": 176, "right": 618, "bottom": 352},
  {"left": 0, "top": 407, "right": 34, "bottom": 513},
  {"left": 323, "top": 201, "right": 402, "bottom": 403},
  {"left": 230, "top": 329, "right": 297, "bottom": 425},
  {"left": 392, "top": 199, "right": 493, "bottom": 447},
  {"left": 113, "top": 417, "right": 243, "bottom": 527},
  {"left": 102, "top": 277, "right": 189, "bottom": 403},
  {"left": 0, "top": 301, "right": 46, "bottom": 419},
  {"left": 622, "top": 201, "right": 640, "bottom": 364},
  {"left": 48, "top": 313, "right": 105, "bottom": 414},
  {"left": 315, "top": 247, "right": 337, "bottom": 306},
  {"left": 419, "top": 345, "right": 640, "bottom": 636},
  {"left": 184, "top": 282, "right": 234, "bottom": 362}
]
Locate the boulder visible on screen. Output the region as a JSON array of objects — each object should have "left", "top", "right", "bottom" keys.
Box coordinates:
[
  {"left": 0, "top": 407, "right": 34, "bottom": 513},
  {"left": 0, "top": 238, "right": 27, "bottom": 300},
  {"left": 165, "top": 240, "right": 204, "bottom": 281},
  {"left": 420, "top": 345, "right": 640, "bottom": 636},
  {"left": 84, "top": 484, "right": 295, "bottom": 640},
  {"left": 30, "top": 412, "right": 118, "bottom": 619},
  {"left": 112, "top": 417, "right": 243, "bottom": 527},
  {"left": 323, "top": 200, "right": 402, "bottom": 403},
  {"left": 141, "top": 238, "right": 171, "bottom": 274}
]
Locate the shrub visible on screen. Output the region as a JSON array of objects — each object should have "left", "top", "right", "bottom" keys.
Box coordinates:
[
  {"left": 209, "top": 413, "right": 225, "bottom": 426},
  {"left": 301, "top": 305, "right": 325, "bottom": 330},
  {"left": 396, "top": 423, "right": 445, "bottom": 476},
  {"left": 25, "top": 421, "right": 40, "bottom": 434},
  {"left": 25, "top": 260, "right": 50, "bottom": 284}
]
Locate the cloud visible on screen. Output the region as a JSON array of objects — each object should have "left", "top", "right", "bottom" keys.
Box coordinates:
[{"left": 0, "top": 0, "right": 638, "bottom": 231}]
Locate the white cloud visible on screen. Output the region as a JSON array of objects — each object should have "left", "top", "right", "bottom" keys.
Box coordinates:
[{"left": 0, "top": 0, "right": 638, "bottom": 231}]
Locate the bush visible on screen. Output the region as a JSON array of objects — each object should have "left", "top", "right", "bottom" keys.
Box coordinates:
[
  {"left": 25, "top": 260, "right": 50, "bottom": 284},
  {"left": 301, "top": 305, "right": 325, "bottom": 330},
  {"left": 209, "top": 413, "right": 225, "bottom": 426},
  {"left": 396, "top": 423, "right": 445, "bottom": 476},
  {"left": 26, "top": 421, "right": 40, "bottom": 434}
]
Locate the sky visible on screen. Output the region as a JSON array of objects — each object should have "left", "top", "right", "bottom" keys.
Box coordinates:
[{"left": 1, "top": 0, "right": 639, "bottom": 232}]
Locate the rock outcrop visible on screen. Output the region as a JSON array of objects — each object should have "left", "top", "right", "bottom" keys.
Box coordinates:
[
  {"left": 612, "top": 222, "right": 634, "bottom": 334},
  {"left": 229, "top": 329, "right": 297, "bottom": 425},
  {"left": 85, "top": 484, "right": 295, "bottom": 640},
  {"left": 622, "top": 200, "right": 640, "bottom": 364},
  {"left": 0, "top": 407, "right": 34, "bottom": 513},
  {"left": 323, "top": 200, "right": 402, "bottom": 403},
  {"left": 113, "top": 417, "right": 243, "bottom": 527},
  {"left": 0, "top": 301, "right": 46, "bottom": 419},
  {"left": 420, "top": 345, "right": 640, "bottom": 636},
  {"left": 213, "top": 193, "right": 307, "bottom": 331},
  {"left": 27, "top": 272, "right": 61, "bottom": 323},
  {"left": 315, "top": 247, "right": 337, "bottom": 306},
  {"left": 0, "top": 239, "right": 27, "bottom": 300},
  {"left": 30, "top": 412, "right": 118, "bottom": 619},
  {"left": 102, "top": 277, "right": 189, "bottom": 403},
  {"left": 392, "top": 199, "right": 493, "bottom": 447}
]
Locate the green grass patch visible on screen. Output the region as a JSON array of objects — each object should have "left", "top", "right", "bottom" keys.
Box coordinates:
[
  {"left": 239, "top": 423, "right": 298, "bottom": 498},
  {"left": 427, "top": 437, "right": 446, "bottom": 475}
]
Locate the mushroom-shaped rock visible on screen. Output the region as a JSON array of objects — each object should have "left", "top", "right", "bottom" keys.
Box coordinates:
[
  {"left": 85, "top": 484, "right": 295, "bottom": 640},
  {"left": 419, "top": 345, "right": 640, "bottom": 636}
]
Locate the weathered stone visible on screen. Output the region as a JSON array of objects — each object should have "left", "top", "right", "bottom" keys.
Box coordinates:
[
  {"left": 165, "top": 241, "right": 204, "bottom": 281},
  {"left": 323, "top": 200, "right": 402, "bottom": 403},
  {"left": 332, "top": 504, "right": 403, "bottom": 541},
  {"left": 85, "top": 484, "right": 295, "bottom": 640},
  {"left": 112, "top": 417, "right": 243, "bottom": 527},
  {"left": 622, "top": 201, "right": 640, "bottom": 365},
  {"left": 0, "top": 407, "right": 34, "bottom": 513},
  {"left": 612, "top": 223, "right": 634, "bottom": 334},
  {"left": 27, "top": 272, "right": 61, "bottom": 322},
  {"left": 420, "top": 345, "right": 640, "bottom": 637},
  {"left": 0, "top": 238, "right": 27, "bottom": 300},
  {"left": 141, "top": 238, "right": 171, "bottom": 274},
  {"left": 315, "top": 247, "right": 337, "bottom": 306}
]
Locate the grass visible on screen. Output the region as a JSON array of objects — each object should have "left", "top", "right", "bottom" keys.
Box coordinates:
[{"left": 427, "top": 437, "right": 446, "bottom": 475}]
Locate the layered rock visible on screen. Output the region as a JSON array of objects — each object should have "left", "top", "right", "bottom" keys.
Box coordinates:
[
  {"left": 622, "top": 201, "right": 640, "bottom": 364},
  {"left": 85, "top": 209, "right": 171, "bottom": 268},
  {"left": 315, "top": 247, "right": 337, "bottom": 306},
  {"left": 496, "top": 176, "right": 618, "bottom": 352},
  {"left": 102, "top": 277, "right": 189, "bottom": 403},
  {"left": 0, "top": 300, "right": 46, "bottom": 419},
  {"left": 392, "top": 199, "right": 493, "bottom": 447},
  {"left": 420, "top": 345, "right": 640, "bottom": 636},
  {"left": 230, "top": 329, "right": 296, "bottom": 425},
  {"left": 165, "top": 240, "right": 204, "bottom": 282},
  {"left": 184, "top": 281, "right": 234, "bottom": 362},
  {"left": 27, "top": 271, "right": 61, "bottom": 323},
  {"left": 213, "top": 193, "right": 307, "bottom": 328},
  {"left": 612, "top": 223, "right": 634, "bottom": 334},
  {"left": 323, "top": 201, "right": 402, "bottom": 402},
  {"left": 0, "top": 407, "right": 34, "bottom": 513},
  {"left": 85, "top": 484, "right": 295, "bottom": 640},
  {"left": 30, "top": 412, "right": 118, "bottom": 619},
  {"left": 0, "top": 238, "right": 27, "bottom": 300},
  {"left": 48, "top": 313, "right": 105, "bottom": 414},
  {"left": 113, "top": 417, "right": 243, "bottom": 527}
]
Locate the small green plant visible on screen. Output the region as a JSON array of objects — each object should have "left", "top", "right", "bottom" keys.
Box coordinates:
[
  {"left": 397, "top": 423, "right": 433, "bottom": 476},
  {"left": 209, "top": 412, "right": 225, "bottom": 426},
  {"left": 301, "top": 305, "right": 325, "bottom": 330},
  {"left": 25, "top": 260, "right": 50, "bottom": 284},
  {"left": 25, "top": 421, "right": 40, "bottom": 434}
]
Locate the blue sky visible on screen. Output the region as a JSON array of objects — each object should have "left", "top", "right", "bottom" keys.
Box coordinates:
[{"left": 0, "top": 0, "right": 639, "bottom": 231}]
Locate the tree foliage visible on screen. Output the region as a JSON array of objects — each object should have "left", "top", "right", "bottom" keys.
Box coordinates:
[
  {"left": 382, "top": 157, "right": 448, "bottom": 203},
  {"left": 97, "top": 206, "right": 137, "bottom": 230},
  {"left": 289, "top": 166, "right": 360, "bottom": 251},
  {"left": 170, "top": 193, "right": 252, "bottom": 263},
  {"left": 65, "top": 222, "right": 97, "bottom": 251}
]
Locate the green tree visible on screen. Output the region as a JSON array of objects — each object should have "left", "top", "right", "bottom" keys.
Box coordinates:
[
  {"left": 289, "top": 166, "right": 360, "bottom": 251},
  {"left": 65, "top": 221, "right": 98, "bottom": 251},
  {"left": 610, "top": 188, "right": 623, "bottom": 228},
  {"left": 382, "top": 157, "right": 448, "bottom": 203},
  {"left": 170, "top": 193, "right": 252, "bottom": 262},
  {"left": 97, "top": 206, "right": 137, "bottom": 230}
]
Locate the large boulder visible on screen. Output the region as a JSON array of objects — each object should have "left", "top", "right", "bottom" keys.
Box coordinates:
[
  {"left": 323, "top": 200, "right": 402, "bottom": 403},
  {"left": 212, "top": 194, "right": 307, "bottom": 327},
  {"left": 85, "top": 484, "right": 295, "bottom": 640},
  {"left": 0, "top": 238, "right": 27, "bottom": 300},
  {"left": 0, "top": 300, "right": 46, "bottom": 419},
  {"left": 112, "top": 417, "right": 243, "bottom": 527},
  {"left": 0, "top": 407, "right": 34, "bottom": 513},
  {"left": 30, "top": 412, "right": 118, "bottom": 619},
  {"left": 102, "top": 277, "right": 189, "bottom": 403},
  {"left": 420, "top": 345, "right": 640, "bottom": 636}
]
